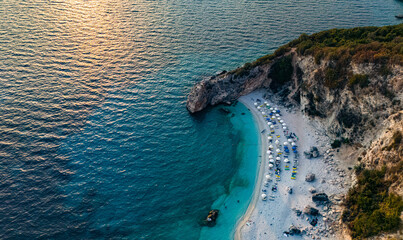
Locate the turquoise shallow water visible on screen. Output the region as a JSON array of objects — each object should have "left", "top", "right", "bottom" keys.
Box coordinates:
[{"left": 0, "top": 0, "right": 402, "bottom": 239}]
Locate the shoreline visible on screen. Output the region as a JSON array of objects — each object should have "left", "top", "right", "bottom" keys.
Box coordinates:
[
  {"left": 234, "top": 92, "right": 269, "bottom": 240},
  {"left": 233, "top": 90, "right": 351, "bottom": 240}
]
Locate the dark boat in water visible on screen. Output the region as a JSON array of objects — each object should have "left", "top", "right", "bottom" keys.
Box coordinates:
[
  {"left": 395, "top": 14, "right": 403, "bottom": 19},
  {"left": 203, "top": 209, "right": 219, "bottom": 226}
]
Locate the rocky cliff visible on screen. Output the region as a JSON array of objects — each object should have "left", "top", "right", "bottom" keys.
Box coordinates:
[
  {"left": 188, "top": 24, "right": 403, "bottom": 141},
  {"left": 186, "top": 24, "right": 403, "bottom": 239}
]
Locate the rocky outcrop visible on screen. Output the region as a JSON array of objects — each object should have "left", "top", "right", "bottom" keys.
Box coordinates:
[
  {"left": 358, "top": 111, "right": 403, "bottom": 195},
  {"left": 186, "top": 25, "right": 403, "bottom": 239},
  {"left": 186, "top": 63, "right": 273, "bottom": 113},
  {"left": 187, "top": 49, "right": 402, "bottom": 144}
]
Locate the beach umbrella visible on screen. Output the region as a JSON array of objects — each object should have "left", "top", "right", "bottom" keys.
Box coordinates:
[
  {"left": 268, "top": 164, "right": 274, "bottom": 168},
  {"left": 276, "top": 157, "right": 281, "bottom": 160},
  {"left": 275, "top": 107, "right": 278, "bottom": 110},
  {"left": 270, "top": 107, "right": 273, "bottom": 110},
  {"left": 276, "top": 149, "right": 281, "bottom": 152},
  {"left": 293, "top": 150, "right": 298, "bottom": 153},
  {"left": 269, "top": 156, "right": 274, "bottom": 160},
  {"left": 269, "top": 159, "right": 274, "bottom": 163},
  {"left": 280, "top": 120, "right": 284, "bottom": 123},
  {"left": 261, "top": 112, "right": 265, "bottom": 115},
  {"left": 291, "top": 142, "right": 296, "bottom": 146},
  {"left": 288, "top": 139, "right": 293, "bottom": 143},
  {"left": 284, "top": 159, "right": 290, "bottom": 163},
  {"left": 283, "top": 127, "right": 287, "bottom": 130},
  {"left": 270, "top": 125, "right": 274, "bottom": 129},
  {"left": 269, "top": 144, "right": 273, "bottom": 148},
  {"left": 257, "top": 106, "right": 261, "bottom": 110},
  {"left": 275, "top": 140, "right": 279, "bottom": 145},
  {"left": 283, "top": 142, "right": 288, "bottom": 145},
  {"left": 282, "top": 123, "right": 286, "bottom": 126},
  {"left": 261, "top": 194, "right": 267, "bottom": 199},
  {"left": 254, "top": 103, "right": 258, "bottom": 106},
  {"left": 264, "top": 101, "right": 268, "bottom": 105},
  {"left": 292, "top": 146, "right": 297, "bottom": 150},
  {"left": 265, "top": 175, "right": 271, "bottom": 179},
  {"left": 276, "top": 114, "right": 280, "bottom": 117}
]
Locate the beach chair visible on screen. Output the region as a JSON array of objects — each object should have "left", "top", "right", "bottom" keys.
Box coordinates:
[{"left": 285, "top": 165, "right": 289, "bottom": 170}]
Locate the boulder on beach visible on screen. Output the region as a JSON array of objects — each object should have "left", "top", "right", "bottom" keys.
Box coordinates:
[
  {"left": 312, "top": 193, "right": 329, "bottom": 203},
  {"left": 303, "top": 205, "right": 319, "bottom": 216},
  {"left": 305, "top": 173, "right": 316, "bottom": 182},
  {"left": 309, "top": 187, "right": 317, "bottom": 193},
  {"left": 304, "top": 146, "right": 320, "bottom": 159},
  {"left": 289, "top": 225, "right": 301, "bottom": 235}
]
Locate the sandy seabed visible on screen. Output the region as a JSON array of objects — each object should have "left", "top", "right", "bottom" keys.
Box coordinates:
[{"left": 235, "top": 90, "right": 351, "bottom": 240}]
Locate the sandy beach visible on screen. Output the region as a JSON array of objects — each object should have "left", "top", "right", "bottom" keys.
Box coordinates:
[{"left": 235, "top": 90, "right": 352, "bottom": 240}]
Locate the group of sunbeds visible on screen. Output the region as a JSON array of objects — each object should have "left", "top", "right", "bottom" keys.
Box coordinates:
[{"left": 255, "top": 100, "right": 300, "bottom": 201}]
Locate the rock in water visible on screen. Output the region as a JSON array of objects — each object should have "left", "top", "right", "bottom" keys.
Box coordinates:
[
  {"left": 305, "top": 173, "right": 316, "bottom": 182},
  {"left": 303, "top": 205, "right": 319, "bottom": 216},
  {"left": 312, "top": 193, "right": 329, "bottom": 203}
]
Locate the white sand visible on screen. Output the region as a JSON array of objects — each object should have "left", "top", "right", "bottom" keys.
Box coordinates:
[{"left": 235, "top": 90, "right": 350, "bottom": 240}]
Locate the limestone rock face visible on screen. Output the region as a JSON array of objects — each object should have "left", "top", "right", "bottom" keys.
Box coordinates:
[
  {"left": 186, "top": 50, "right": 403, "bottom": 145},
  {"left": 186, "top": 64, "right": 272, "bottom": 113}
]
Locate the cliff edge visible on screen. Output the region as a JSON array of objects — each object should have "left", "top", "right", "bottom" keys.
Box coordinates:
[{"left": 187, "top": 24, "right": 403, "bottom": 239}]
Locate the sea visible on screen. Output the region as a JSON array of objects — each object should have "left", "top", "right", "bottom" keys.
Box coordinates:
[{"left": 0, "top": 0, "right": 402, "bottom": 239}]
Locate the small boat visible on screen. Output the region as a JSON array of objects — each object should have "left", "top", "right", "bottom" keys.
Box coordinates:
[
  {"left": 203, "top": 209, "right": 219, "bottom": 226},
  {"left": 261, "top": 129, "right": 266, "bottom": 134},
  {"left": 395, "top": 14, "right": 403, "bottom": 19}
]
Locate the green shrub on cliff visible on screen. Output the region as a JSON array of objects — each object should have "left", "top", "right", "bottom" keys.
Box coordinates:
[
  {"left": 348, "top": 74, "right": 369, "bottom": 88},
  {"left": 342, "top": 168, "right": 403, "bottom": 239},
  {"left": 230, "top": 24, "right": 402, "bottom": 92},
  {"left": 267, "top": 55, "right": 293, "bottom": 89}
]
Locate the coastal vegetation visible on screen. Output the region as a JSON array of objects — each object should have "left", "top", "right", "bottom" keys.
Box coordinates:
[
  {"left": 267, "top": 55, "right": 293, "bottom": 90},
  {"left": 342, "top": 168, "right": 403, "bottom": 239},
  {"left": 348, "top": 74, "right": 369, "bottom": 88},
  {"left": 233, "top": 24, "right": 403, "bottom": 87}
]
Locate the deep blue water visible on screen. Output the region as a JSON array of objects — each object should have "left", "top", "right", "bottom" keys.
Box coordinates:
[{"left": 0, "top": 0, "right": 402, "bottom": 239}]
